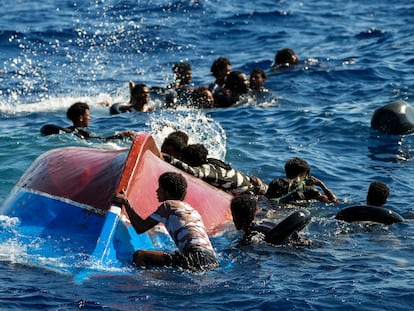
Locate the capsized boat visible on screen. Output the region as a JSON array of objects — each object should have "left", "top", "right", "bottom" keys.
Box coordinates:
[{"left": 0, "top": 133, "right": 233, "bottom": 282}]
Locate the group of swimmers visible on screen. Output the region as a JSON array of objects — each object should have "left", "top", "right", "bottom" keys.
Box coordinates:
[
  {"left": 41, "top": 48, "right": 299, "bottom": 139},
  {"left": 109, "top": 129, "right": 395, "bottom": 273},
  {"left": 40, "top": 48, "right": 399, "bottom": 273},
  {"left": 105, "top": 47, "right": 300, "bottom": 113}
]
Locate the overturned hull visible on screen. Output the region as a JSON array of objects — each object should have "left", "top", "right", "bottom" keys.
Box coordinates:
[{"left": 0, "top": 133, "right": 232, "bottom": 282}]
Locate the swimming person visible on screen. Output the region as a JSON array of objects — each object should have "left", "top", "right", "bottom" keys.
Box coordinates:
[
  {"left": 274, "top": 48, "right": 299, "bottom": 67},
  {"left": 109, "top": 81, "right": 155, "bottom": 115},
  {"left": 230, "top": 194, "right": 311, "bottom": 245},
  {"left": 214, "top": 70, "right": 250, "bottom": 107},
  {"left": 160, "top": 135, "right": 187, "bottom": 160},
  {"left": 167, "top": 62, "right": 193, "bottom": 91},
  {"left": 40, "top": 102, "right": 135, "bottom": 140},
  {"left": 366, "top": 181, "right": 389, "bottom": 206},
  {"left": 208, "top": 57, "right": 232, "bottom": 95},
  {"left": 265, "top": 157, "right": 338, "bottom": 204},
  {"left": 249, "top": 68, "right": 268, "bottom": 92},
  {"left": 335, "top": 181, "right": 403, "bottom": 224},
  {"left": 112, "top": 172, "right": 219, "bottom": 272}
]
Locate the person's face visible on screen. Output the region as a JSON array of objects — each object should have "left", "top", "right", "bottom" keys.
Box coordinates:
[
  {"left": 80, "top": 109, "right": 90, "bottom": 127},
  {"left": 140, "top": 87, "right": 150, "bottom": 103},
  {"left": 156, "top": 184, "right": 168, "bottom": 202},
  {"left": 200, "top": 89, "right": 214, "bottom": 108},
  {"left": 250, "top": 72, "right": 265, "bottom": 90},
  {"left": 217, "top": 64, "right": 231, "bottom": 80},
  {"left": 238, "top": 73, "right": 249, "bottom": 93},
  {"left": 133, "top": 87, "right": 150, "bottom": 106}
]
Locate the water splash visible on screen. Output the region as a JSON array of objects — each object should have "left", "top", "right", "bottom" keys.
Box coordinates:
[{"left": 148, "top": 109, "right": 227, "bottom": 160}]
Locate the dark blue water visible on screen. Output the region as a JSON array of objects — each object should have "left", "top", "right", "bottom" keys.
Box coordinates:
[{"left": 1, "top": 0, "right": 414, "bottom": 309}]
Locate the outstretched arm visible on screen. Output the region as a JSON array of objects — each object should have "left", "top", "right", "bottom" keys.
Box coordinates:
[
  {"left": 104, "top": 130, "right": 136, "bottom": 141},
  {"left": 112, "top": 192, "right": 158, "bottom": 233}
]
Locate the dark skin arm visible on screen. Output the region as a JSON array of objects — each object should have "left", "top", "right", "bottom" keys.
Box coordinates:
[
  {"left": 112, "top": 192, "right": 158, "bottom": 233},
  {"left": 307, "top": 176, "right": 339, "bottom": 203}
]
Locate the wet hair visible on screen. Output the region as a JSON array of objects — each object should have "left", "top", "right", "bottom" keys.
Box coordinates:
[
  {"left": 274, "top": 48, "right": 299, "bottom": 66},
  {"left": 66, "top": 102, "right": 89, "bottom": 122},
  {"left": 210, "top": 57, "right": 231, "bottom": 77},
  {"left": 250, "top": 68, "right": 266, "bottom": 80},
  {"left": 284, "top": 157, "right": 311, "bottom": 179},
  {"left": 158, "top": 172, "right": 187, "bottom": 200},
  {"left": 181, "top": 144, "right": 208, "bottom": 167},
  {"left": 167, "top": 130, "right": 189, "bottom": 145},
  {"left": 173, "top": 62, "right": 191, "bottom": 75},
  {"left": 230, "top": 194, "right": 257, "bottom": 232},
  {"left": 367, "top": 181, "right": 389, "bottom": 206},
  {"left": 161, "top": 136, "right": 187, "bottom": 159},
  {"left": 224, "top": 71, "right": 249, "bottom": 94}
]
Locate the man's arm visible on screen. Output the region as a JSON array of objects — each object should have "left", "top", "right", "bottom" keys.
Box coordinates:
[
  {"left": 307, "top": 176, "right": 339, "bottom": 203},
  {"left": 162, "top": 153, "right": 206, "bottom": 178},
  {"left": 112, "top": 192, "right": 158, "bottom": 233}
]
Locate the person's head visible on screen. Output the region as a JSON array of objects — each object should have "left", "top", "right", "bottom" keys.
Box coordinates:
[
  {"left": 172, "top": 62, "right": 192, "bottom": 86},
  {"left": 230, "top": 194, "right": 257, "bottom": 232},
  {"left": 157, "top": 172, "right": 187, "bottom": 201},
  {"left": 167, "top": 130, "right": 189, "bottom": 145},
  {"left": 210, "top": 57, "right": 232, "bottom": 84},
  {"left": 284, "top": 157, "right": 311, "bottom": 179},
  {"left": 367, "top": 181, "right": 389, "bottom": 206},
  {"left": 224, "top": 71, "right": 249, "bottom": 95},
  {"left": 274, "top": 48, "right": 299, "bottom": 66},
  {"left": 192, "top": 86, "right": 214, "bottom": 108},
  {"left": 129, "top": 81, "right": 150, "bottom": 110},
  {"left": 66, "top": 102, "right": 90, "bottom": 128},
  {"left": 161, "top": 135, "right": 187, "bottom": 159},
  {"left": 249, "top": 68, "right": 266, "bottom": 90},
  {"left": 181, "top": 144, "right": 208, "bottom": 167}
]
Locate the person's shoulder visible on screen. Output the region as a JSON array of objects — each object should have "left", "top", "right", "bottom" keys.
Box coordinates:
[
  {"left": 70, "top": 127, "right": 92, "bottom": 139},
  {"left": 165, "top": 200, "right": 195, "bottom": 211},
  {"left": 266, "top": 178, "right": 289, "bottom": 198}
]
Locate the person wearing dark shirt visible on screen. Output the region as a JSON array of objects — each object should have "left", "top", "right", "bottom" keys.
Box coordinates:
[
  {"left": 109, "top": 82, "right": 155, "bottom": 115},
  {"left": 41, "top": 102, "right": 135, "bottom": 140},
  {"left": 265, "top": 157, "right": 338, "bottom": 204}
]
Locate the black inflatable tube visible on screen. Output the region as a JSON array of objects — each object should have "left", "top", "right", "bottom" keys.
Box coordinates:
[
  {"left": 371, "top": 100, "right": 414, "bottom": 135},
  {"left": 40, "top": 124, "right": 71, "bottom": 136},
  {"left": 109, "top": 103, "right": 124, "bottom": 115},
  {"left": 257, "top": 209, "right": 311, "bottom": 245},
  {"left": 335, "top": 205, "right": 403, "bottom": 225}
]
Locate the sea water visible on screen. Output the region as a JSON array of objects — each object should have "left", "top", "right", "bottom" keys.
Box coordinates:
[{"left": 1, "top": 0, "right": 414, "bottom": 310}]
